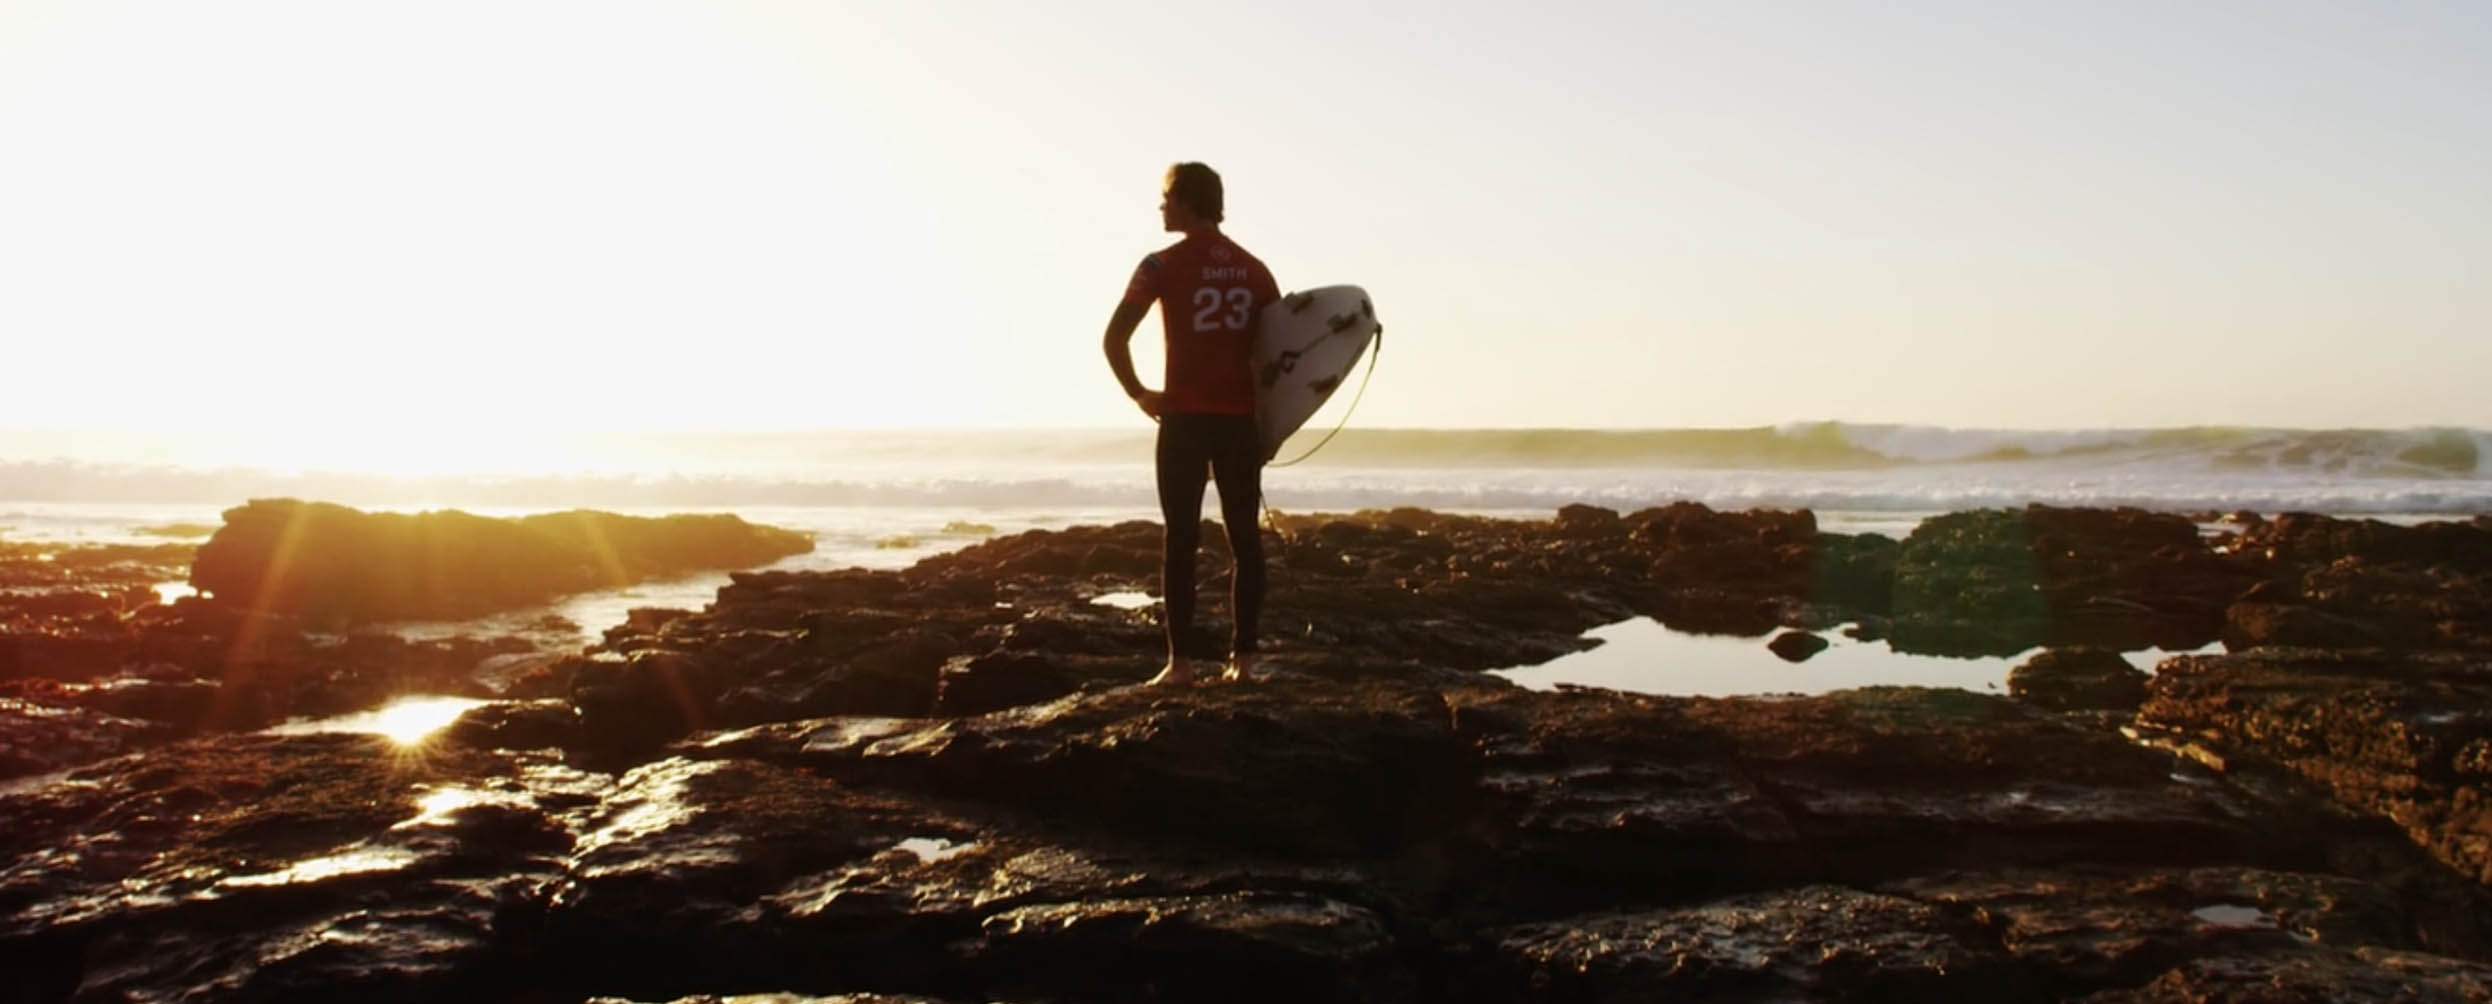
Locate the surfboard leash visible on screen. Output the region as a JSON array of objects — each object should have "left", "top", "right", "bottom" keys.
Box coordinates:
[
  {"left": 1266, "top": 324, "right": 1381, "bottom": 470},
  {"left": 1257, "top": 314, "right": 1381, "bottom": 619}
]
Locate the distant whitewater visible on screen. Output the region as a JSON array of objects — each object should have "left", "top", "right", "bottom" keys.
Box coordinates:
[{"left": 2, "top": 423, "right": 2487, "bottom": 518}]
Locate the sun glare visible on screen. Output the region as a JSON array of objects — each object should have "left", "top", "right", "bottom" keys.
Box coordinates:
[{"left": 367, "top": 696, "right": 484, "bottom": 746}]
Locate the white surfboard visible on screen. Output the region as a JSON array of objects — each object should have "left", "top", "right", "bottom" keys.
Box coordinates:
[{"left": 1253, "top": 285, "right": 1380, "bottom": 455}]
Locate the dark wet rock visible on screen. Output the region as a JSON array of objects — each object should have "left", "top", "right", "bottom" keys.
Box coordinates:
[
  {"left": 1674, "top": 687, "right": 2303, "bottom": 884},
  {"left": 2232, "top": 511, "right": 2492, "bottom": 569},
  {"left": 714, "top": 674, "right": 1479, "bottom": 859},
  {"left": 35, "top": 674, "right": 291, "bottom": 753},
  {"left": 597, "top": 503, "right": 1978, "bottom": 751},
  {"left": 2141, "top": 649, "right": 2492, "bottom": 887},
  {"left": 539, "top": 756, "right": 988, "bottom": 999},
  {"left": 970, "top": 891, "right": 1403, "bottom": 1003},
  {"left": 474, "top": 650, "right": 573, "bottom": 697},
  {"left": 572, "top": 652, "right": 730, "bottom": 759},
  {"left": 1891, "top": 867, "right": 2492, "bottom": 1000},
  {"left": 0, "top": 539, "right": 192, "bottom": 595},
  {"left": 589, "top": 996, "right": 977, "bottom": 1004},
  {"left": 2223, "top": 600, "right": 2402, "bottom": 649},
  {"left": 14, "top": 506, "right": 2492, "bottom": 1001},
  {"left": 1891, "top": 506, "right": 2255, "bottom": 657},
  {"left": 1812, "top": 530, "right": 1900, "bottom": 615},
  {"left": 2078, "top": 947, "right": 2492, "bottom": 1002},
  {"left": 2218, "top": 514, "right": 2492, "bottom": 653},
  {"left": 1767, "top": 629, "right": 1830, "bottom": 662},
  {"left": 0, "top": 630, "right": 148, "bottom": 684},
  {"left": 191, "top": 498, "right": 813, "bottom": 621},
  {"left": 0, "top": 590, "right": 120, "bottom": 620},
  {"left": 2010, "top": 647, "right": 2152, "bottom": 712},
  {"left": 931, "top": 650, "right": 1135, "bottom": 717},
  {"left": 546, "top": 749, "right": 1413, "bottom": 1002},
  {"left": 0, "top": 698, "right": 180, "bottom": 780},
  {"left": 1441, "top": 690, "right": 1791, "bottom": 917},
  {"left": 0, "top": 580, "right": 559, "bottom": 777},
  {"left": 1488, "top": 885, "right": 2027, "bottom": 1001},
  {"left": 45, "top": 665, "right": 225, "bottom": 725},
  {"left": 1632, "top": 504, "right": 1822, "bottom": 630},
  {"left": 0, "top": 730, "right": 596, "bottom": 1003},
  {"left": 443, "top": 698, "right": 583, "bottom": 751},
  {"left": 9, "top": 676, "right": 2492, "bottom": 1002},
  {"left": 1550, "top": 503, "right": 1621, "bottom": 537},
  {"left": 1844, "top": 614, "right": 1892, "bottom": 642}
]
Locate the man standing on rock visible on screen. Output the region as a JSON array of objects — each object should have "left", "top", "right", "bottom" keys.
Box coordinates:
[{"left": 1102, "top": 162, "right": 1281, "bottom": 686}]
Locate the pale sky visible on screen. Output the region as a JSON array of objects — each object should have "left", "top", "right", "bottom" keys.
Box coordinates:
[{"left": 2, "top": 0, "right": 2487, "bottom": 458}]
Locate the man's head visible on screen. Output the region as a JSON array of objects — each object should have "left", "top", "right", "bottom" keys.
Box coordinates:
[{"left": 1160, "top": 162, "right": 1224, "bottom": 232}]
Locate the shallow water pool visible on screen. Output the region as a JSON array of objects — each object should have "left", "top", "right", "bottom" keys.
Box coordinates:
[{"left": 1493, "top": 618, "right": 2217, "bottom": 698}]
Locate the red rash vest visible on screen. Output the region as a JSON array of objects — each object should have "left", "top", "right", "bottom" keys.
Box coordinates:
[{"left": 1122, "top": 233, "right": 1280, "bottom": 416}]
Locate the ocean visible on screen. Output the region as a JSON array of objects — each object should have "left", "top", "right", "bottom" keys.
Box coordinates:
[
  {"left": 9, "top": 422, "right": 2486, "bottom": 537},
  {"left": 4, "top": 422, "right": 2482, "bottom": 693}
]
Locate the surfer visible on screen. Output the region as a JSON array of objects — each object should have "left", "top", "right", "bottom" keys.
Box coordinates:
[{"left": 1102, "top": 162, "right": 1282, "bottom": 686}]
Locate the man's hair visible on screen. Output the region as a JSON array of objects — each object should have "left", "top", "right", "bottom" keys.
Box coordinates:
[{"left": 1164, "top": 162, "right": 1225, "bottom": 223}]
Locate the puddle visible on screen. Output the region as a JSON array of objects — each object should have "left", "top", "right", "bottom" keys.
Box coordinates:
[
  {"left": 264, "top": 696, "right": 488, "bottom": 745},
  {"left": 893, "top": 837, "right": 975, "bottom": 863},
  {"left": 1494, "top": 618, "right": 2217, "bottom": 698},
  {"left": 2191, "top": 904, "right": 2278, "bottom": 929},
  {"left": 151, "top": 581, "right": 198, "bottom": 605},
  {"left": 1090, "top": 591, "right": 1155, "bottom": 610}
]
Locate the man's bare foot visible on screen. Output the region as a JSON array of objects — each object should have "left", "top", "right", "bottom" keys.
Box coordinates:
[
  {"left": 1146, "top": 658, "right": 1199, "bottom": 686},
  {"left": 1220, "top": 653, "right": 1259, "bottom": 683}
]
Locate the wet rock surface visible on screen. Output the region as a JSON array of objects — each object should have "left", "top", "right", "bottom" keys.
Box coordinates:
[
  {"left": 2011, "top": 647, "right": 2153, "bottom": 713},
  {"left": 2218, "top": 513, "right": 2492, "bottom": 652},
  {"left": 2140, "top": 648, "right": 2492, "bottom": 889},
  {"left": 191, "top": 499, "right": 816, "bottom": 621},
  {"left": 0, "top": 504, "right": 814, "bottom": 783},
  {"left": 8, "top": 674, "right": 2490, "bottom": 1002},
  {"left": 1768, "top": 629, "right": 1831, "bottom": 662},
  {"left": 1890, "top": 507, "right": 2256, "bottom": 657},
  {"left": 553, "top": 503, "right": 2306, "bottom": 756},
  {"left": 6, "top": 505, "right": 2492, "bottom": 1000}
]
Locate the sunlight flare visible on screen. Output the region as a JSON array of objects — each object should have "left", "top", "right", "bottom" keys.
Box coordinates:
[
  {"left": 268, "top": 695, "right": 487, "bottom": 746},
  {"left": 368, "top": 696, "right": 485, "bottom": 746}
]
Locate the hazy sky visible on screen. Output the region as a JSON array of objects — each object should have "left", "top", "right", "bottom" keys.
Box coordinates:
[{"left": 2, "top": 0, "right": 2486, "bottom": 454}]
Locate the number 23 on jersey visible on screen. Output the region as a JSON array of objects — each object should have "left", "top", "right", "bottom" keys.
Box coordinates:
[{"left": 1191, "top": 287, "right": 1254, "bottom": 332}]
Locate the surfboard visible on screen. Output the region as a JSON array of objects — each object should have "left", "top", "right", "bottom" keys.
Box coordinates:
[{"left": 1252, "top": 285, "right": 1380, "bottom": 456}]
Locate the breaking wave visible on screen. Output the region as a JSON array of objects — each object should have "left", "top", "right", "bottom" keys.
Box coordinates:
[
  {"left": 0, "top": 424, "right": 2485, "bottom": 518},
  {"left": 1277, "top": 423, "right": 2490, "bottom": 477}
]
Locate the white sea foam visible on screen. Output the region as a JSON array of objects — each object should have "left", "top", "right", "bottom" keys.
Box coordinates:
[
  {"left": 1791, "top": 422, "right": 2139, "bottom": 464},
  {"left": 0, "top": 426, "right": 2483, "bottom": 554}
]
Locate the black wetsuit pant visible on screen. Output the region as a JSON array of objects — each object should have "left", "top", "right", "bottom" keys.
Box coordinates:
[{"left": 1156, "top": 413, "right": 1264, "bottom": 659}]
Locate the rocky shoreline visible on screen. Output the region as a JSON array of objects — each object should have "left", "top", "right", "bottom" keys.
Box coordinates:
[{"left": 4, "top": 502, "right": 2492, "bottom": 1002}]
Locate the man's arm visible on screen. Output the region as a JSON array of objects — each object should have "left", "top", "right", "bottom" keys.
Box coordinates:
[{"left": 1102, "top": 297, "right": 1161, "bottom": 418}]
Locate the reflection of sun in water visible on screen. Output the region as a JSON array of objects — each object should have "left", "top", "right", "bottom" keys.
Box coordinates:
[
  {"left": 220, "top": 846, "right": 417, "bottom": 889},
  {"left": 368, "top": 697, "right": 486, "bottom": 746},
  {"left": 261, "top": 695, "right": 486, "bottom": 745},
  {"left": 394, "top": 785, "right": 534, "bottom": 829}
]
